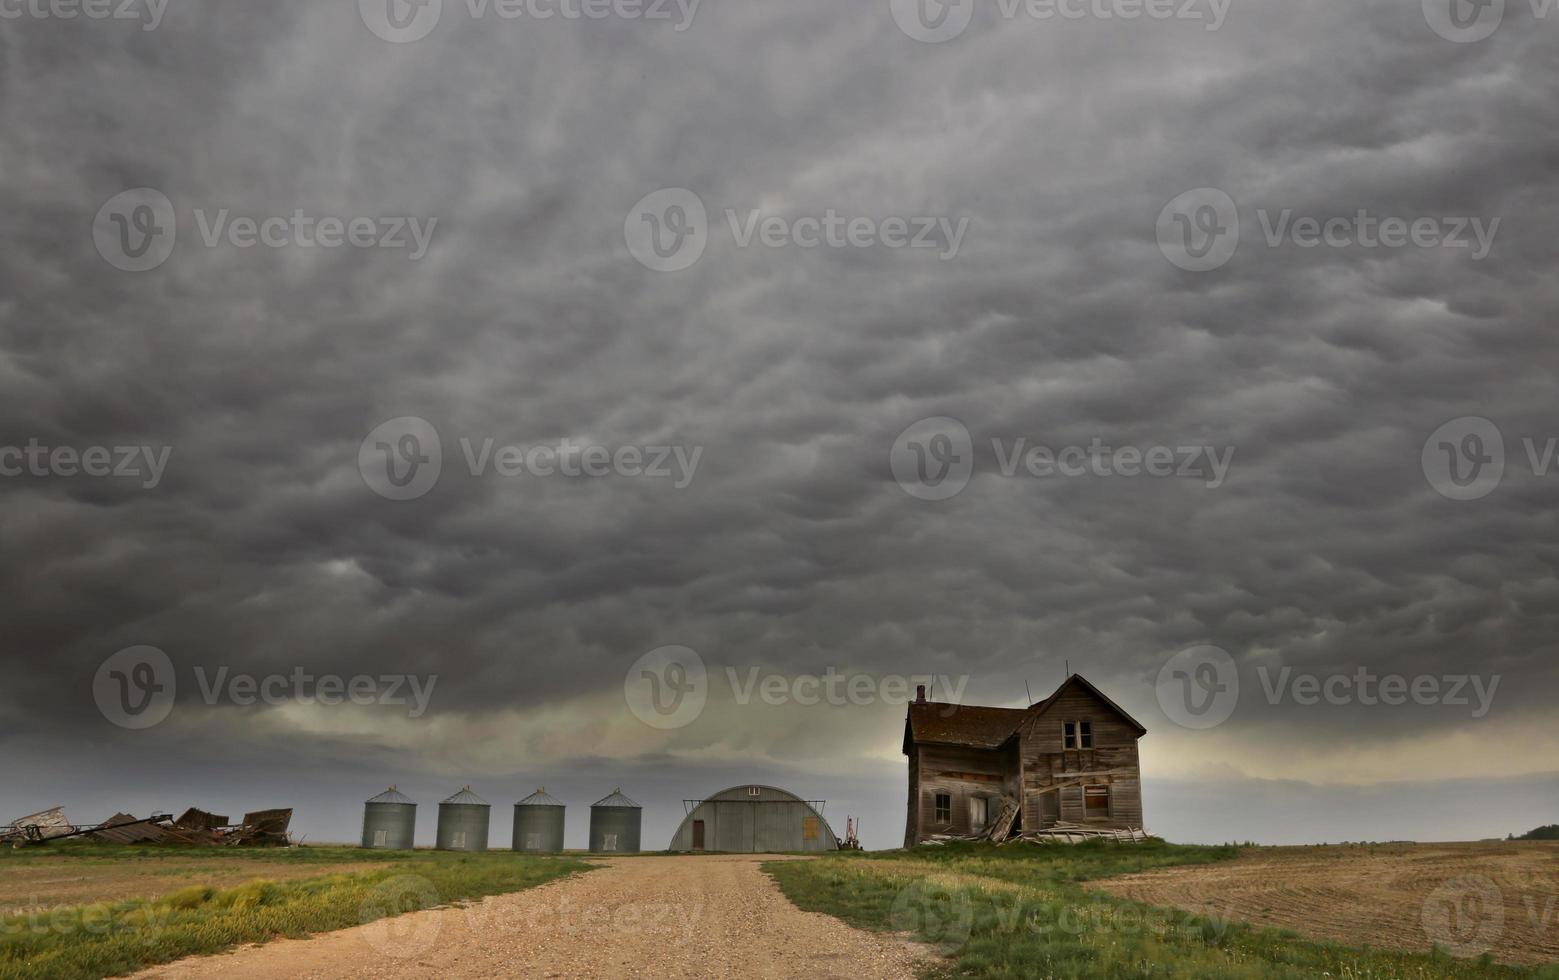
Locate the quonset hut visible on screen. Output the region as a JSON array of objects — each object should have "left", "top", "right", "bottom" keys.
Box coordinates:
[
  {"left": 588, "top": 788, "right": 641, "bottom": 853},
  {"left": 668, "top": 785, "right": 838, "bottom": 853},
  {"left": 361, "top": 787, "right": 417, "bottom": 850},
  {"left": 436, "top": 787, "right": 491, "bottom": 852},
  {"left": 512, "top": 788, "right": 565, "bottom": 852}
]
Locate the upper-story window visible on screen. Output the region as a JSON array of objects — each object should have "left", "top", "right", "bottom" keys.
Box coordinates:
[{"left": 1063, "top": 720, "right": 1094, "bottom": 749}]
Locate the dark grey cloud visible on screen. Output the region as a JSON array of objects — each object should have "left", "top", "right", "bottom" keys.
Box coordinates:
[{"left": 2, "top": 0, "right": 1556, "bottom": 847}]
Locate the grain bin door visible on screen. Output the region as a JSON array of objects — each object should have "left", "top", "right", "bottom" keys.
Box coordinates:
[{"left": 692, "top": 820, "right": 705, "bottom": 851}]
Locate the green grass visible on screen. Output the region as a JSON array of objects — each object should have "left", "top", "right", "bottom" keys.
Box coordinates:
[
  {"left": 0, "top": 844, "right": 591, "bottom": 980},
  {"left": 765, "top": 841, "right": 1557, "bottom": 980}
]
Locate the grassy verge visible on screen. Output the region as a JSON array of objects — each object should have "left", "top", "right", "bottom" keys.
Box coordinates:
[
  {"left": 765, "top": 841, "right": 1554, "bottom": 979},
  {"left": 0, "top": 844, "right": 591, "bottom": 980}
]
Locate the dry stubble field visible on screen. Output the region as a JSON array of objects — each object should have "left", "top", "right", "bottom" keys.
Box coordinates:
[{"left": 1090, "top": 841, "right": 1559, "bottom": 966}]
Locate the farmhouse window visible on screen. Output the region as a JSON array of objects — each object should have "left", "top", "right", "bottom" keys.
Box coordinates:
[
  {"left": 1084, "top": 785, "right": 1110, "bottom": 818},
  {"left": 934, "top": 793, "right": 951, "bottom": 823},
  {"left": 1063, "top": 720, "right": 1094, "bottom": 749}
]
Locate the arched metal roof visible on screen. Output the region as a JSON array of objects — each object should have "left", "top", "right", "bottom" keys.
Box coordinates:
[{"left": 668, "top": 785, "right": 839, "bottom": 852}]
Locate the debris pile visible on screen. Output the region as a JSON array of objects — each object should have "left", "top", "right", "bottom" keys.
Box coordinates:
[
  {"left": 2, "top": 805, "right": 293, "bottom": 848},
  {"left": 920, "top": 795, "right": 1148, "bottom": 846}
]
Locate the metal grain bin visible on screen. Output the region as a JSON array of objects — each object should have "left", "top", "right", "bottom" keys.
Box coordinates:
[
  {"left": 435, "top": 787, "right": 490, "bottom": 852},
  {"left": 512, "top": 788, "right": 566, "bottom": 853},
  {"left": 588, "top": 788, "right": 641, "bottom": 853},
  {"left": 361, "top": 787, "right": 418, "bottom": 850}
]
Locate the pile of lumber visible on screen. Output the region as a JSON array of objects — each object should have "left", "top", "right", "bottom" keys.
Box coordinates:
[
  {"left": 3, "top": 804, "right": 294, "bottom": 847},
  {"left": 923, "top": 817, "right": 1149, "bottom": 847}
]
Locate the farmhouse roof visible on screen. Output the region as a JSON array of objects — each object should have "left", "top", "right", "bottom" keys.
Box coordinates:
[{"left": 903, "top": 674, "right": 1147, "bottom": 752}]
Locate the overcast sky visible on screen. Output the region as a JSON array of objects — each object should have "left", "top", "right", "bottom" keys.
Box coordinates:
[{"left": 1, "top": 0, "right": 1556, "bottom": 850}]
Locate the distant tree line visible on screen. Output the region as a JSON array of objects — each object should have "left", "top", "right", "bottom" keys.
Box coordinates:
[{"left": 1509, "top": 824, "right": 1559, "bottom": 840}]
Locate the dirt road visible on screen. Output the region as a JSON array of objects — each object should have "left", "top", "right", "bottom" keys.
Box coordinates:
[
  {"left": 1090, "top": 841, "right": 1559, "bottom": 966},
  {"left": 129, "top": 855, "right": 932, "bottom": 979}
]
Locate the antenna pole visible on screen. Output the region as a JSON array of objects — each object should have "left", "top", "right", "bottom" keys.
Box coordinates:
[{"left": 1025, "top": 680, "right": 1033, "bottom": 706}]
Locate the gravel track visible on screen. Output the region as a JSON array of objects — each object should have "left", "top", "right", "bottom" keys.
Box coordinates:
[{"left": 127, "top": 855, "right": 932, "bottom": 979}]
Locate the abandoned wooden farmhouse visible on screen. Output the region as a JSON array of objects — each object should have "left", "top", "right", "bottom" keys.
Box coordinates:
[{"left": 903, "top": 674, "right": 1146, "bottom": 845}]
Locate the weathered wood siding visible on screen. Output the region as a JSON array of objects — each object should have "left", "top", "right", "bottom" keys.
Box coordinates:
[
  {"left": 911, "top": 742, "right": 1020, "bottom": 839},
  {"left": 1016, "top": 682, "right": 1143, "bottom": 830}
]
